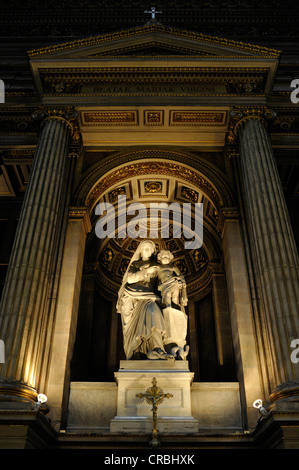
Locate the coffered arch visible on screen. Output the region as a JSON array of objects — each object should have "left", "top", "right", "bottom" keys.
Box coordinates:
[
  {"left": 71, "top": 148, "right": 237, "bottom": 383},
  {"left": 75, "top": 149, "right": 234, "bottom": 298},
  {"left": 73, "top": 148, "right": 236, "bottom": 211}
]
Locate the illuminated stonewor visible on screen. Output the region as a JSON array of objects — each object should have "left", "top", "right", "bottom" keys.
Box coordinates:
[
  {"left": 0, "top": 10, "right": 299, "bottom": 449},
  {"left": 234, "top": 110, "right": 299, "bottom": 403},
  {"left": 0, "top": 112, "right": 76, "bottom": 405},
  {"left": 110, "top": 360, "right": 199, "bottom": 434},
  {"left": 116, "top": 240, "right": 189, "bottom": 362},
  {"left": 136, "top": 377, "right": 173, "bottom": 447},
  {"left": 109, "top": 239, "right": 198, "bottom": 433}
]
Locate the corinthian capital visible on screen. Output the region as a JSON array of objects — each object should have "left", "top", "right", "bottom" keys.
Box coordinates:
[
  {"left": 31, "top": 106, "right": 81, "bottom": 145},
  {"left": 226, "top": 106, "right": 277, "bottom": 144}
]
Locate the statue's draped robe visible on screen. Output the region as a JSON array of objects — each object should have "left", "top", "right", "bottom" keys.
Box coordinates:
[
  {"left": 118, "top": 260, "right": 168, "bottom": 359},
  {"left": 157, "top": 265, "right": 188, "bottom": 312}
]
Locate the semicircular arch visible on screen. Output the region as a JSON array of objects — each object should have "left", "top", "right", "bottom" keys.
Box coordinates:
[{"left": 73, "top": 149, "right": 235, "bottom": 213}]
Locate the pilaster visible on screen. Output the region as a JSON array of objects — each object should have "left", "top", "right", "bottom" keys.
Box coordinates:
[
  {"left": 45, "top": 206, "right": 91, "bottom": 428},
  {"left": 222, "top": 216, "right": 263, "bottom": 429}
]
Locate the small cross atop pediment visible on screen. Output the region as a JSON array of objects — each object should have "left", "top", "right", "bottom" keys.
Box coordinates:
[{"left": 144, "top": 6, "right": 162, "bottom": 24}]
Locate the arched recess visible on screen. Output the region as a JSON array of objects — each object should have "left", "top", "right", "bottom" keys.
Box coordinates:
[{"left": 70, "top": 150, "right": 237, "bottom": 382}]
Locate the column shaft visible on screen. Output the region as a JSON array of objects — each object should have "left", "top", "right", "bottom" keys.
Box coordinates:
[
  {"left": 238, "top": 117, "right": 299, "bottom": 400},
  {"left": 0, "top": 117, "right": 72, "bottom": 401}
]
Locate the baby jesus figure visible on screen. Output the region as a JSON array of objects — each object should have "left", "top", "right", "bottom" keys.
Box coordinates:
[{"left": 157, "top": 250, "right": 188, "bottom": 311}]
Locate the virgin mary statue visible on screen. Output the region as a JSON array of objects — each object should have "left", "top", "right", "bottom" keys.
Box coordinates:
[{"left": 116, "top": 240, "right": 173, "bottom": 361}]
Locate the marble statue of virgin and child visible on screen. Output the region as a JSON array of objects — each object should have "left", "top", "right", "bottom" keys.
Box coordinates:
[{"left": 116, "top": 240, "right": 189, "bottom": 361}]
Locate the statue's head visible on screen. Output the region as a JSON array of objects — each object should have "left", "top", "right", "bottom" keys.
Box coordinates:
[
  {"left": 157, "top": 250, "right": 174, "bottom": 264},
  {"left": 139, "top": 240, "right": 156, "bottom": 261}
]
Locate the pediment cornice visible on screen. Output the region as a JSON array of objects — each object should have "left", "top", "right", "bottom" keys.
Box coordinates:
[
  {"left": 28, "top": 23, "right": 281, "bottom": 105},
  {"left": 28, "top": 23, "right": 281, "bottom": 60}
]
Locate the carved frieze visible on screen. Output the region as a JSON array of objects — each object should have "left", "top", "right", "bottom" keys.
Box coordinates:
[
  {"left": 38, "top": 67, "right": 270, "bottom": 99},
  {"left": 170, "top": 111, "right": 227, "bottom": 126},
  {"left": 81, "top": 111, "right": 137, "bottom": 126},
  {"left": 144, "top": 110, "right": 164, "bottom": 126}
]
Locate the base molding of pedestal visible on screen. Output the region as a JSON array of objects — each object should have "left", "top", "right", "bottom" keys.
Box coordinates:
[{"left": 110, "top": 416, "right": 199, "bottom": 434}]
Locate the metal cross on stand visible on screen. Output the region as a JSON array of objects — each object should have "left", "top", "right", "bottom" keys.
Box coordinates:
[
  {"left": 136, "top": 377, "right": 173, "bottom": 447},
  {"left": 144, "top": 6, "right": 162, "bottom": 24}
]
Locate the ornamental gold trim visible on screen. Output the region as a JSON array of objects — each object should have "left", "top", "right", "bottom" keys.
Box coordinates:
[
  {"left": 82, "top": 111, "right": 138, "bottom": 126},
  {"left": 144, "top": 110, "right": 164, "bottom": 126},
  {"left": 39, "top": 66, "right": 270, "bottom": 73},
  {"left": 74, "top": 149, "right": 235, "bottom": 209},
  {"left": 170, "top": 110, "right": 227, "bottom": 126},
  {"left": 85, "top": 160, "right": 223, "bottom": 212},
  {"left": 69, "top": 206, "right": 92, "bottom": 234},
  {"left": 226, "top": 106, "right": 277, "bottom": 143},
  {"left": 38, "top": 66, "right": 269, "bottom": 98},
  {"left": 28, "top": 24, "right": 281, "bottom": 59},
  {"left": 217, "top": 207, "right": 240, "bottom": 235},
  {"left": 31, "top": 106, "right": 82, "bottom": 146}
]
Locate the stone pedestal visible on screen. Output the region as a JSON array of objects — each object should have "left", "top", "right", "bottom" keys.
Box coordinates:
[{"left": 110, "top": 360, "right": 198, "bottom": 433}]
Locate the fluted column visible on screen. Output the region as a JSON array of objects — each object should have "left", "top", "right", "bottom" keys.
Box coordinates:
[
  {"left": 236, "top": 112, "right": 299, "bottom": 403},
  {"left": 0, "top": 113, "right": 75, "bottom": 404}
]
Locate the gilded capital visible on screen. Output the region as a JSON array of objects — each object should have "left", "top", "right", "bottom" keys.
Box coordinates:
[
  {"left": 226, "top": 106, "right": 277, "bottom": 144},
  {"left": 31, "top": 106, "right": 81, "bottom": 145}
]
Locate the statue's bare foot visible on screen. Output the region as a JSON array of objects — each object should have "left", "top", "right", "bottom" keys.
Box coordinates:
[
  {"left": 147, "top": 348, "right": 175, "bottom": 361},
  {"left": 166, "top": 354, "right": 175, "bottom": 361},
  {"left": 177, "top": 345, "right": 189, "bottom": 360}
]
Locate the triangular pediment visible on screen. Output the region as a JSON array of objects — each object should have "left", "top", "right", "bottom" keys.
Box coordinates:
[
  {"left": 86, "top": 42, "right": 221, "bottom": 58},
  {"left": 28, "top": 23, "right": 280, "bottom": 59},
  {"left": 28, "top": 23, "right": 280, "bottom": 104}
]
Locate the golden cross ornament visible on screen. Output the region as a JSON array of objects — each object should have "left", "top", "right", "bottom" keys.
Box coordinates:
[{"left": 136, "top": 377, "right": 173, "bottom": 447}]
